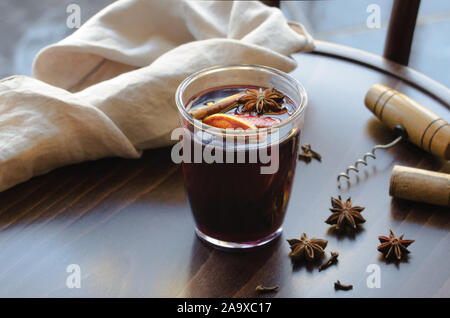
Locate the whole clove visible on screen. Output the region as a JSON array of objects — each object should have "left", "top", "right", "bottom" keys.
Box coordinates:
[
  {"left": 255, "top": 285, "right": 279, "bottom": 293},
  {"left": 318, "top": 251, "right": 339, "bottom": 272},
  {"left": 334, "top": 280, "right": 353, "bottom": 291},
  {"left": 298, "top": 152, "right": 313, "bottom": 162},
  {"left": 298, "top": 143, "right": 322, "bottom": 163}
]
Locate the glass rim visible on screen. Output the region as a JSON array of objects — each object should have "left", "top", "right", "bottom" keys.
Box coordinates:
[{"left": 175, "top": 64, "right": 308, "bottom": 136}]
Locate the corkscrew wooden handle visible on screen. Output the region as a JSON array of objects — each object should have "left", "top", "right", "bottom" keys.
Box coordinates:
[
  {"left": 389, "top": 165, "right": 450, "bottom": 207},
  {"left": 365, "top": 84, "right": 450, "bottom": 159}
]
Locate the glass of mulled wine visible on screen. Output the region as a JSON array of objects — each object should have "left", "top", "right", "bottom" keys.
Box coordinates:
[{"left": 175, "top": 65, "right": 307, "bottom": 249}]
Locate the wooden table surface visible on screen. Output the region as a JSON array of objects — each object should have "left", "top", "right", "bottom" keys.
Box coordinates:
[{"left": 0, "top": 44, "right": 448, "bottom": 298}]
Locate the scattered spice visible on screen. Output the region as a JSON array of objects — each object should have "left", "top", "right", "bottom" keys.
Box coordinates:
[
  {"left": 255, "top": 285, "right": 279, "bottom": 293},
  {"left": 334, "top": 280, "right": 353, "bottom": 291},
  {"left": 298, "top": 144, "right": 322, "bottom": 162},
  {"left": 377, "top": 229, "right": 415, "bottom": 260},
  {"left": 325, "top": 196, "right": 366, "bottom": 231},
  {"left": 287, "top": 233, "right": 328, "bottom": 262},
  {"left": 302, "top": 144, "right": 322, "bottom": 161},
  {"left": 298, "top": 152, "right": 313, "bottom": 163},
  {"left": 239, "top": 88, "right": 285, "bottom": 114},
  {"left": 318, "top": 251, "right": 339, "bottom": 272}
]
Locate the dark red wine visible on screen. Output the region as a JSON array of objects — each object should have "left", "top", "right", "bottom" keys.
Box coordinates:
[{"left": 182, "top": 86, "right": 300, "bottom": 244}]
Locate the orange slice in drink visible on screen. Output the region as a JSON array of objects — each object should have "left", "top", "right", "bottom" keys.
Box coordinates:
[
  {"left": 234, "top": 115, "right": 281, "bottom": 128},
  {"left": 203, "top": 113, "right": 257, "bottom": 130}
]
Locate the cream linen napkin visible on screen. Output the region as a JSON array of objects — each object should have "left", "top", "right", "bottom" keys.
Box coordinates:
[{"left": 0, "top": 0, "right": 314, "bottom": 192}]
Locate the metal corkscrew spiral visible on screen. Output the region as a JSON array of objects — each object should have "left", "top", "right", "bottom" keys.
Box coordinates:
[
  {"left": 337, "top": 125, "right": 407, "bottom": 186},
  {"left": 336, "top": 83, "right": 449, "bottom": 188}
]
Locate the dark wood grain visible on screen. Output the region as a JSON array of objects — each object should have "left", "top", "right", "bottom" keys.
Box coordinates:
[
  {"left": 384, "top": 0, "right": 421, "bottom": 66},
  {"left": 0, "top": 46, "right": 449, "bottom": 297}
]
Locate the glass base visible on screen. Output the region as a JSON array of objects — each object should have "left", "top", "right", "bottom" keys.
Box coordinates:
[{"left": 195, "top": 227, "right": 282, "bottom": 250}]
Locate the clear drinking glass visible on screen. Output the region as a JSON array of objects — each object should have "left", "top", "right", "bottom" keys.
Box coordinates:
[{"left": 175, "top": 65, "right": 307, "bottom": 249}]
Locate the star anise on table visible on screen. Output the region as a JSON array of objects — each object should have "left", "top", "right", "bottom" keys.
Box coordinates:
[
  {"left": 287, "top": 233, "right": 328, "bottom": 262},
  {"left": 325, "top": 196, "right": 366, "bottom": 231},
  {"left": 239, "top": 88, "right": 285, "bottom": 114},
  {"left": 377, "top": 229, "right": 415, "bottom": 260}
]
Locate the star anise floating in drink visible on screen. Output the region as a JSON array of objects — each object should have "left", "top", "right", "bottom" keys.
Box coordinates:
[
  {"left": 287, "top": 233, "right": 328, "bottom": 262},
  {"left": 377, "top": 229, "right": 415, "bottom": 260},
  {"left": 325, "top": 196, "right": 366, "bottom": 231},
  {"left": 239, "top": 88, "right": 285, "bottom": 114}
]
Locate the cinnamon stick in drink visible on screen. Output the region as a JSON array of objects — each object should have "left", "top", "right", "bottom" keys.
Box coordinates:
[{"left": 188, "top": 92, "right": 244, "bottom": 120}]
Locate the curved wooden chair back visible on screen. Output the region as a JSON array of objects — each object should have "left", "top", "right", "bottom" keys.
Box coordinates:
[
  {"left": 384, "top": 0, "right": 421, "bottom": 65},
  {"left": 261, "top": 0, "right": 421, "bottom": 66}
]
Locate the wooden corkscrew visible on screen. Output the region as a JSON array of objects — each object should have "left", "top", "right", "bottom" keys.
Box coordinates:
[{"left": 337, "top": 84, "right": 450, "bottom": 188}]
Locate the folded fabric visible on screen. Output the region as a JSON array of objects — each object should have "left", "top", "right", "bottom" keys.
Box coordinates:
[{"left": 0, "top": 0, "right": 314, "bottom": 192}]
